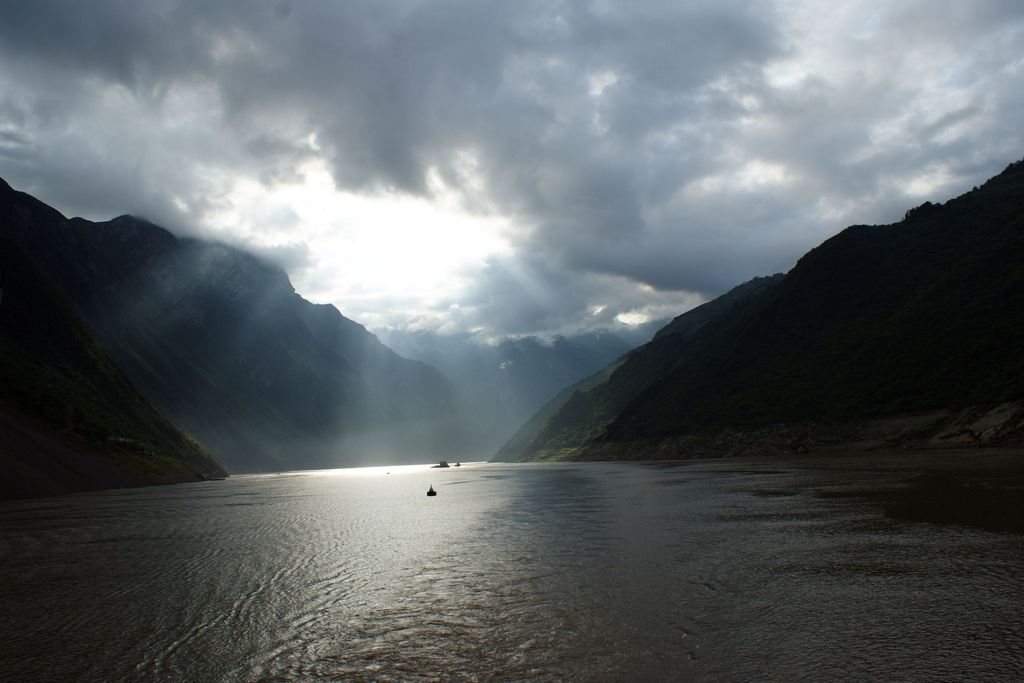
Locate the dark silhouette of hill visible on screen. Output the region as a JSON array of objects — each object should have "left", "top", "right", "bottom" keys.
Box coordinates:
[
  {"left": 0, "top": 236, "right": 225, "bottom": 499},
  {"left": 0, "top": 178, "right": 463, "bottom": 472},
  {"left": 498, "top": 159, "right": 1024, "bottom": 461},
  {"left": 494, "top": 275, "right": 784, "bottom": 460}
]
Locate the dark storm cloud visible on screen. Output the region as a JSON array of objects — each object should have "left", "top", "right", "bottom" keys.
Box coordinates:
[{"left": 0, "top": 0, "right": 1022, "bottom": 336}]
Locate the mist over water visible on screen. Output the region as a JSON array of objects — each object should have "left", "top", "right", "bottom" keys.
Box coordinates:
[{"left": 1, "top": 456, "right": 1021, "bottom": 681}]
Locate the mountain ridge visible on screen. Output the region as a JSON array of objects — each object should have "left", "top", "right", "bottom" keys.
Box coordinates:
[
  {"left": 498, "top": 158, "right": 1024, "bottom": 461},
  {"left": 0, "top": 178, "right": 466, "bottom": 472}
]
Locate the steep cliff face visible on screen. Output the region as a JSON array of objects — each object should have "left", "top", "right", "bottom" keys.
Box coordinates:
[
  {"left": 499, "top": 160, "right": 1024, "bottom": 461},
  {"left": 0, "top": 178, "right": 461, "bottom": 472}
]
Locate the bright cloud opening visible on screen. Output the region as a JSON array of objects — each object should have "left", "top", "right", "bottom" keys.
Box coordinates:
[{"left": 202, "top": 161, "right": 515, "bottom": 328}]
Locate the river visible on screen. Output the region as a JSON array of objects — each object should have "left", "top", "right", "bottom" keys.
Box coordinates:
[{"left": 1, "top": 452, "right": 1021, "bottom": 680}]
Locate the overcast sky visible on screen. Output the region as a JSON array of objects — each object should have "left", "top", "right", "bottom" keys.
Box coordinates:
[{"left": 1, "top": 0, "right": 1022, "bottom": 339}]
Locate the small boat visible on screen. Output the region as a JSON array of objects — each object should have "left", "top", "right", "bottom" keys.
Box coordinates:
[
  {"left": 427, "top": 485, "right": 437, "bottom": 497},
  {"left": 454, "top": 462, "right": 461, "bottom": 467},
  {"left": 432, "top": 460, "right": 450, "bottom": 468}
]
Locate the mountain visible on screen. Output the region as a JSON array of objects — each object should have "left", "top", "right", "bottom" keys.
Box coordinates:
[
  {"left": 0, "top": 236, "right": 226, "bottom": 499},
  {"left": 381, "top": 326, "right": 661, "bottom": 454},
  {"left": 495, "top": 275, "right": 783, "bottom": 460},
  {"left": 498, "top": 159, "right": 1024, "bottom": 461},
  {"left": 0, "top": 178, "right": 463, "bottom": 472}
]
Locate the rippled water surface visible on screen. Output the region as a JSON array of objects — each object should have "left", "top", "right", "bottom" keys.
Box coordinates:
[{"left": 1, "top": 454, "right": 1022, "bottom": 681}]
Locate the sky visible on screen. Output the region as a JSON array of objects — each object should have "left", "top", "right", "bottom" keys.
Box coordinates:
[{"left": 0, "top": 0, "right": 1022, "bottom": 340}]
